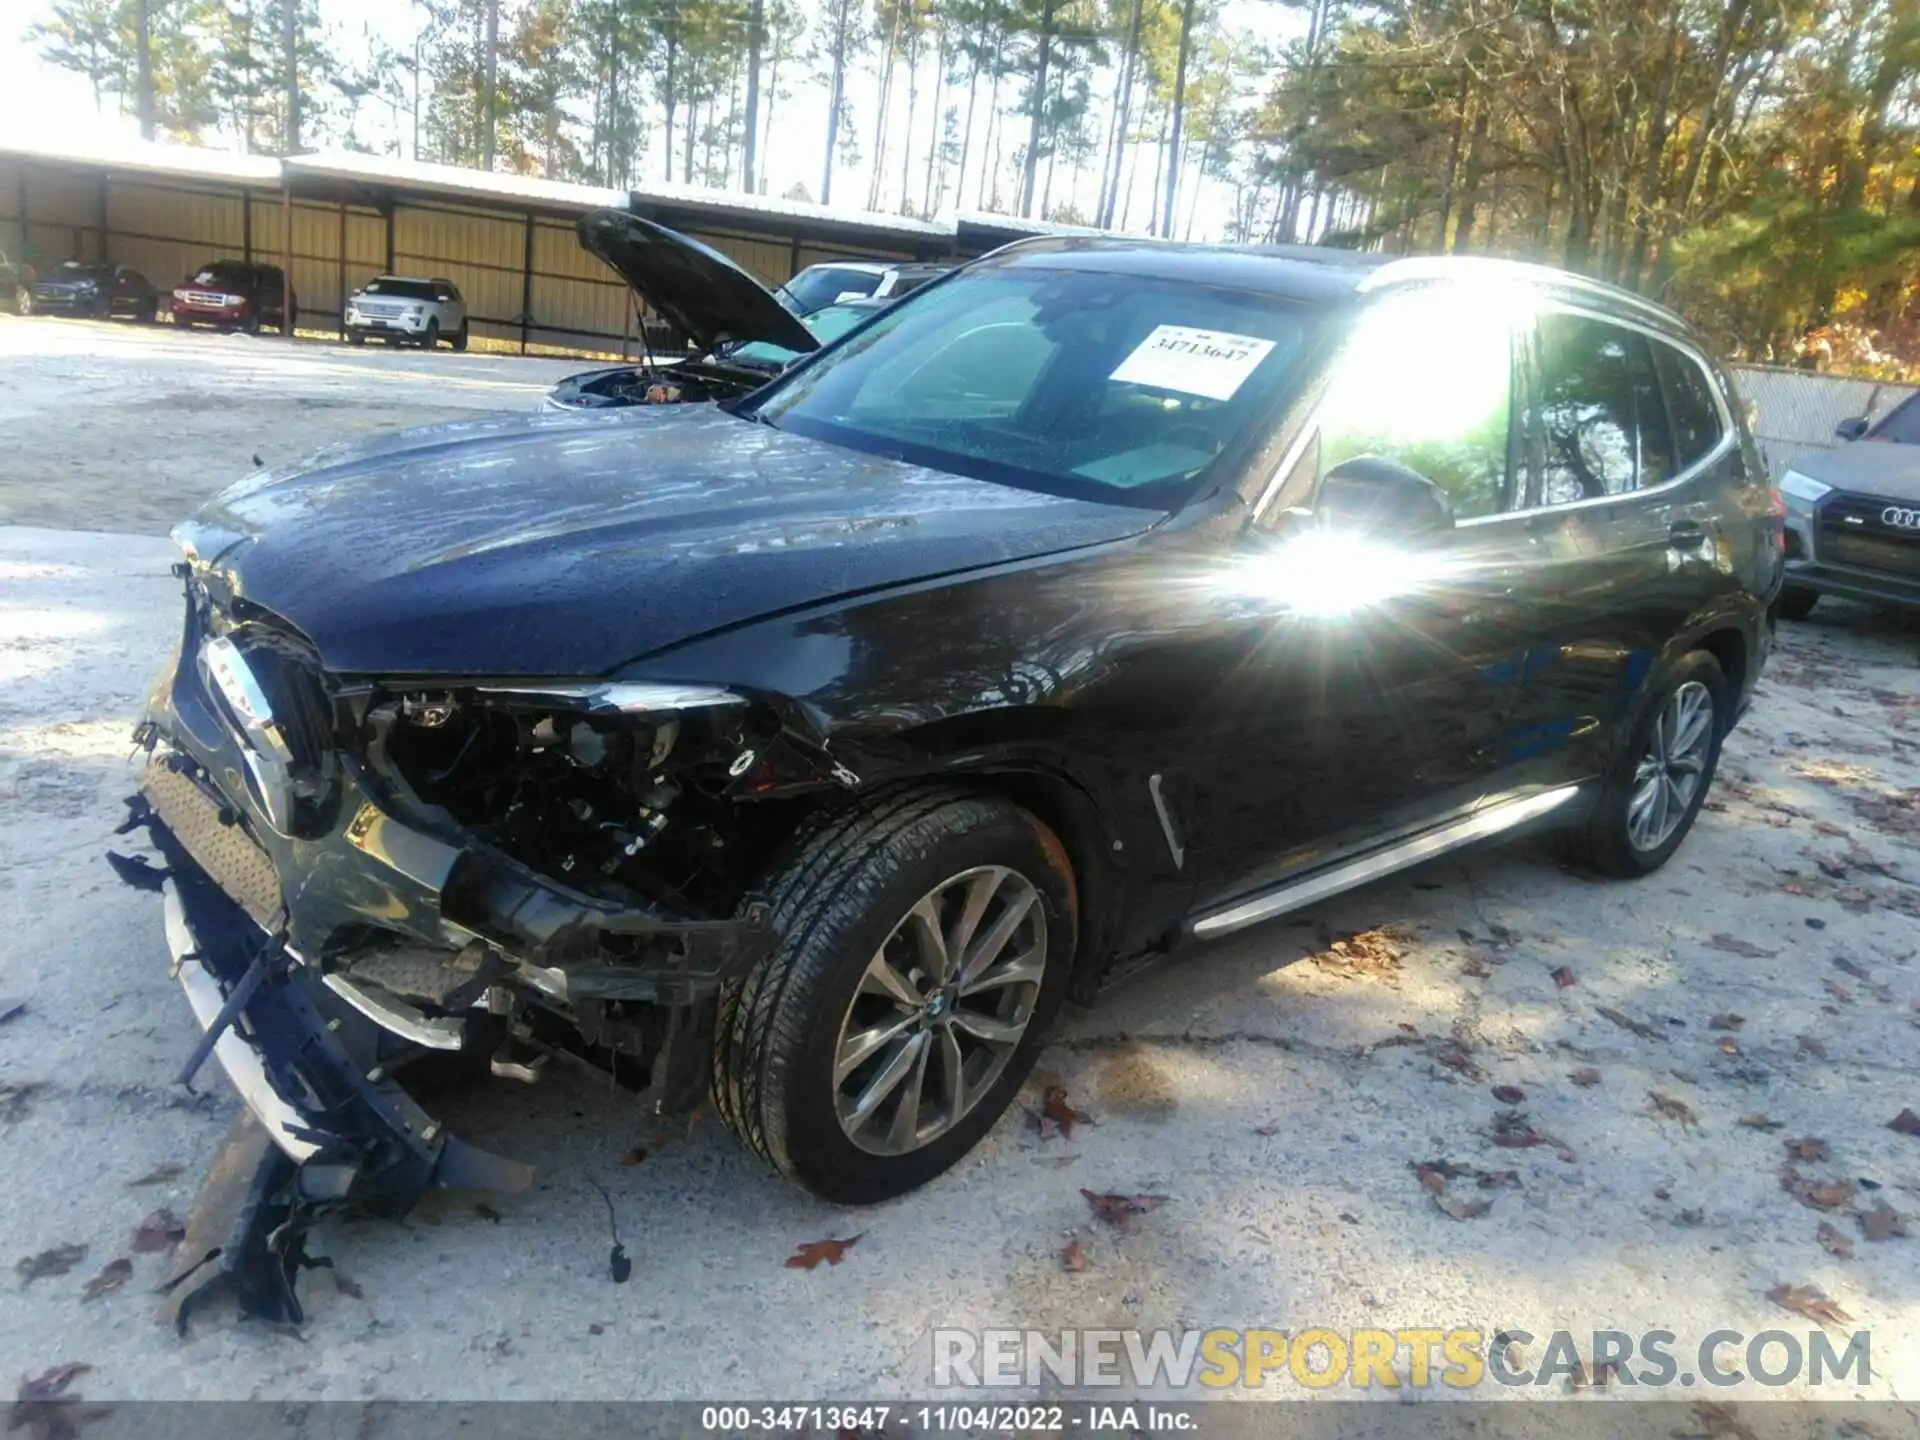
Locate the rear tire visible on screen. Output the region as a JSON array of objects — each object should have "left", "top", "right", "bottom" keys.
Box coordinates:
[
  {"left": 1777, "top": 585, "right": 1820, "bottom": 621},
  {"left": 712, "top": 789, "right": 1075, "bottom": 1204},
  {"left": 1557, "top": 650, "right": 1728, "bottom": 878}
]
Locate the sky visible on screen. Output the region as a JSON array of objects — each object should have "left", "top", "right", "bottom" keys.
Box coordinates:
[{"left": 2, "top": 0, "right": 1292, "bottom": 240}]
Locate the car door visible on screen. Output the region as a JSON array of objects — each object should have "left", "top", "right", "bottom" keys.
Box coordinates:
[
  {"left": 1496, "top": 306, "right": 1731, "bottom": 791},
  {"left": 1181, "top": 281, "right": 1537, "bottom": 904}
]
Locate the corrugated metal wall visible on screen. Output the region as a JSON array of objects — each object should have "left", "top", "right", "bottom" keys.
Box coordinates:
[{"left": 0, "top": 154, "right": 931, "bottom": 357}]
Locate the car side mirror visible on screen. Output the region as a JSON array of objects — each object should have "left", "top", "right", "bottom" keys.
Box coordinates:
[
  {"left": 1316, "top": 455, "right": 1455, "bottom": 536},
  {"left": 1834, "top": 416, "right": 1869, "bottom": 442}
]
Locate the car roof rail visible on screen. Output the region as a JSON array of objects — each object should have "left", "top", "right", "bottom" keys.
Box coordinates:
[{"left": 1357, "top": 254, "right": 1689, "bottom": 329}]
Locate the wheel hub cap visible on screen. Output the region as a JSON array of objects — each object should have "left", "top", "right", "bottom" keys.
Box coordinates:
[
  {"left": 1627, "top": 680, "right": 1714, "bottom": 853},
  {"left": 832, "top": 865, "right": 1047, "bottom": 1157}
]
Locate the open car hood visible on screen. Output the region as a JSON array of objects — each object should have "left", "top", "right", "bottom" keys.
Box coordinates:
[{"left": 577, "top": 210, "right": 820, "bottom": 357}]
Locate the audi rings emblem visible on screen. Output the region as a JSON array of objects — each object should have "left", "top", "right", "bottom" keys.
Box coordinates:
[{"left": 1881, "top": 505, "right": 1920, "bottom": 531}]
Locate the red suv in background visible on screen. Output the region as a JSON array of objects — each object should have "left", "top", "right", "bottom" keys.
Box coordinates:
[{"left": 171, "top": 260, "right": 296, "bottom": 333}]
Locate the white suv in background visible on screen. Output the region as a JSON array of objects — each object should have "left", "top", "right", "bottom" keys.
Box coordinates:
[{"left": 344, "top": 275, "right": 469, "bottom": 350}]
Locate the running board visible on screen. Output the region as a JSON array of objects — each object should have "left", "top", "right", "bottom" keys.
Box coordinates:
[{"left": 1188, "top": 784, "right": 1583, "bottom": 941}]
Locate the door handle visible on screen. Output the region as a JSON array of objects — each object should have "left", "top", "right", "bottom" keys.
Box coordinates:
[{"left": 1669, "top": 521, "right": 1712, "bottom": 550}]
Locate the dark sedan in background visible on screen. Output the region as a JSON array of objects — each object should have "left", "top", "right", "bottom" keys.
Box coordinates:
[{"left": 26, "top": 261, "right": 160, "bottom": 322}]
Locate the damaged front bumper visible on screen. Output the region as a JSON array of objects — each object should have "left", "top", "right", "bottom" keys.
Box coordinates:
[{"left": 119, "top": 587, "right": 779, "bottom": 1322}]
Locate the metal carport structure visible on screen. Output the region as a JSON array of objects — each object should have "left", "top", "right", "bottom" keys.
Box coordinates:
[{"left": 0, "top": 136, "right": 1046, "bottom": 359}]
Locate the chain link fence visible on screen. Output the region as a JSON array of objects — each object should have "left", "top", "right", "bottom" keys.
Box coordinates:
[{"left": 1726, "top": 363, "right": 1916, "bottom": 480}]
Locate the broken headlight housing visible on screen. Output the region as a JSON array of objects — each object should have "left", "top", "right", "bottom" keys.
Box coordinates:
[{"left": 371, "top": 679, "right": 830, "bottom": 918}]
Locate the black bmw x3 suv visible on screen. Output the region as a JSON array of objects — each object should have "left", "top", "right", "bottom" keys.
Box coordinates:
[{"left": 126, "top": 234, "right": 1779, "bottom": 1261}]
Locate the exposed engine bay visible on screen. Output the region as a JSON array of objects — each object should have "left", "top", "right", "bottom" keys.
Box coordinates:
[{"left": 545, "top": 357, "right": 779, "bottom": 408}]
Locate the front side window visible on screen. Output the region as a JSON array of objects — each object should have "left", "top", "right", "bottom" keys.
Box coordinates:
[
  {"left": 1653, "top": 342, "right": 1725, "bottom": 470},
  {"left": 750, "top": 264, "right": 1321, "bottom": 507},
  {"left": 1317, "top": 286, "right": 1520, "bottom": 521},
  {"left": 1534, "top": 314, "right": 1675, "bottom": 503}
]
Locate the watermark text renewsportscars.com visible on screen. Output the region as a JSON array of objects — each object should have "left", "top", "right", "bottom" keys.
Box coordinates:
[{"left": 932, "top": 1327, "right": 1871, "bottom": 1391}]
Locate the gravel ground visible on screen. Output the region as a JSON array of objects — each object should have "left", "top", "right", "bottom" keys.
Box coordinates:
[{"left": 1, "top": 323, "right": 1918, "bottom": 1415}]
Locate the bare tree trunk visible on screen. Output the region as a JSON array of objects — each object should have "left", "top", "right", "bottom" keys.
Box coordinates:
[
  {"left": 922, "top": 24, "right": 946, "bottom": 216},
  {"left": 481, "top": 0, "right": 498, "bottom": 168},
  {"left": 1099, "top": 0, "right": 1144, "bottom": 228},
  {"left": 901, "top": 17, "right": 921, "bottom": 212},
  {"left": 822, "top": 0, "right": 850, "bottom": 202},
  {"left": 869, "top": 1, "right": 906, "bottom": 209},
  {"left": 283, "top": 0, "right": 300, "bottom": 154},
  {"left": 1452, "top": 103, "right": 1492, "bottom": 252},
  {"left": 135, "top": 0, "right": 155, "bottom": 139},
  {"left": 1161, "top": 0, "right": 1196, "bottom": 238},
  {"left": 1018, "top": 0, "right": 1057, "bottom": 216},
  {"left": 956, "top": 35, "right": 984, "bottom": 207},
  {"left": 663, "top": 31, "right": 678, "bottom": 181},
  {"left": 743, "top": 0, "right": 764, "bottom": 192},
  {"left": 982, "top": 62, "right": 1005, "bottom": 208}
]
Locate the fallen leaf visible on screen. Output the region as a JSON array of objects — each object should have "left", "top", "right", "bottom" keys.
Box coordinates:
[
  {"left": 1596, "top": 1005, "right": 1664, "bottom": 1041},
  {"left": 1860, "top": 1200, "right": 1910, "bottom": 1242},
  {"left": 1570, "top": 1067, "right": 1602, "bottom": 1087},
  {"left": 619, "top": 1148, "right": 647, "bottom": 1167},
  {"left": 1061, "top": 1238, "right": 1088, "bottom": 1272},
  {"left": 1310, "top": 927, "right": 1408, "bottom": 981},
  {"left": 15, "top": 1244, "right": 86, "bottom": 1286},
  {"left": 15, "top": 1362, "right": 92, "bottom": 1403},
  {"left": 1707, "top": 934, "right": 1778, "bottom": 958},
  {"left": 473, "top": 1203, "right": 502, "bottom": 1224},
  {"left": 1888, "top": 1108, "right": 1920, "bottom": 1137},
  {"left": 1030, "top": 1154, "right": 1081, "bottom": 1168},
  {"left": 588, "top": 1322, "right": 605, "bottom": 1335},
  {"left": 1491, "top": 1084, "right": 1526, "bottom": 1104},
  {"left": 1707, "top": 1013, "right": 1746, "bottom": 1031},
  {"left": 1433, "top": 1193, "right": 1493, "bottom": 1220},
  {"left": 1415, "top": 1164, "right": 1449, "bottom": 1196},
  {"left": 1678, "top": 1207, "right": 1704, "bottom": 1226},
  {"left": 1460, "top": 953, "right": 1491, "bottom": 979},
  {"left": 1799, "top": 1034, "right": 1829, "bottom": 1060},
  {"left": 1786, "top": 1137, "right": 1829, "bottom": 1163},
  {"left": 1488, "top": 1110, "right": 1544, "bottom": 1148},
  {"left": 1042, "top": 1085, "right": 1094, "bottom": 1140},
  {"left": 1738, "top": 1112, "right": 1785, "bottom": 1130},
  {"left": 1080, "top": 1190, "right": 1169, "bottom": 1226},
  {"left": 131, "top": 1209, "right": 184, "bottom": 1254},
  {"left": 784, "top": 1235, "right": 863, "bottom": 1270},
  {"left": 78, "top": 1258, "right": 131, "bottom": 1302},
  {"left": 1817, "top": 1221, "right": 1855, "bottom": 1259},
  {"left": 1824, "top": 980, "right": 1855, "bottom": 1006},
  {"left": 1835, "top": 957, "right": 1874, "bottom": 982},
  {"left": 332, "top": 1272, "right": 365, "bottom": 1300},
  {"left": 1550, "top": 966, "right": 1576, "bottom": 989},
  {"left": 1252, "top": 1123, "right": 1281, "bottom": 1138},
  {"left": 125, "top": 1163, "right": 183, "bottom": 1189},
  {"left": 0, "top": 1080, "right": 43, "bottom": 1124},
  {"left": 1767, "top": 1283, "right": 1852, "bottom": 1328},
  {"left": 1717, "top": 1039, "right": 1741, "bottom": 1055},
  {"left": 1650, "top": 1092, "right": 1698, "bottom": 1129},
  {"left": 1788, "top": 1176, "right": 1856, "bottom": 1211}
]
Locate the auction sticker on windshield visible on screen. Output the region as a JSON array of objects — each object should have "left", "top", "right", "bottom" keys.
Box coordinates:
[{"left": 1110, "top": 325, "right": 1277, "bottom": 401}]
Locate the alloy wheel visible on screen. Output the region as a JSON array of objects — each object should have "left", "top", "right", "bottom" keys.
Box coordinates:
[
  {"left": 1627, "top": 680, "right": 1714, "bottom": 852},
  {"left": 833, "top": 865, "right": 1046, "bottom": 1157}
]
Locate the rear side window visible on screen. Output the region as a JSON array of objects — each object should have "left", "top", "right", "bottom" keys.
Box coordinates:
[
  {"left": 1652, "top": 343, "right": 1725, "bottom": 470},
  {"left": 1533, "top": 314, "right": 1674, "bottom": 503},
  {"left": 1319, "top": 288, "right": 1519, "bottom": 520}
]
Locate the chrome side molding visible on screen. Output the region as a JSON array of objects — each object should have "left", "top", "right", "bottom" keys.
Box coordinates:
[{"left": 1189, "top": 784, "right": 1583, "bottom": 940}]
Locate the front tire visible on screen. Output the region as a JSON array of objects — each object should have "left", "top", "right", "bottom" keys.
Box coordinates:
[
  {"left": 347, "top": 329, "right": 365, "bottom": 346},
  {"left": 1558, "top": 650, "right": 1727, "bottom": 878},
  {"left": 421, "top": 318, "right": 440, "bottom": 350},
  {"left": 713, "top": 790, "right": 1075, "bottom": 1204},
  {"left": 1777, "top": 584, "right": 1820, "bottom": 621},
  {"left": 452, "top": 321, "right": 469, "bottom": 352}
]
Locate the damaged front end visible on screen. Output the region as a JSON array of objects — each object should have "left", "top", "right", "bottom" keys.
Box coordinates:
[{"left": 118, "top": 559, "right": 850, "bottom": 1327}]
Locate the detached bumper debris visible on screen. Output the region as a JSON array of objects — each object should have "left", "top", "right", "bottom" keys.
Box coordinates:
[{"left": 116, "top": 806, "right": 535, "bottom": 1332}]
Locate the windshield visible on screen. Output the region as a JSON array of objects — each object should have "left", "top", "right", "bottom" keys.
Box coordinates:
[
  {"left": 746, "top": 265, "right": 1320, "bottom": 507},
  {"left": 363, "top": 278, "right": 439, "bottom": 300},
  {"left": 192, "top": 262, "right": 249, "bottom": 285},
  {"left": 55, "top": 261, "right": 106, "bottom": 278},
  {"left": 778, "top": 266, "right": 883, "bottom": 316},
  {"left": 1868, "top": 393, "right": 1920, "bottom": 443},
  {"left": 728, "top": 304, "right": 874, "bottom": 370}
]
